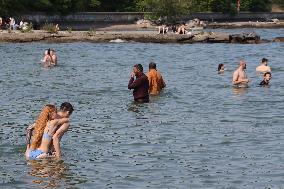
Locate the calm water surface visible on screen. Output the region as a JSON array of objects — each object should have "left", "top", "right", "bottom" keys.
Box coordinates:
[{"left": 0, "top": 29, "right": 284, "bottom": 189}]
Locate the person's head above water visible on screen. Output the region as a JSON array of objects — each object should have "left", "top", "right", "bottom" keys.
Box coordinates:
[
  {"left": 239, "top": 60, "right": 246, "bottom": 70},
  {"left": 58, "top": 102, "right": 74, "bottom": 118},
  {"left": 218, "top": 63, "right": 224, "bottom": 72},
  {"left": 264, "top": 72, "right": 272, "bottom": 81},
  {"left": 133, "top": 64, "right": 143, "bottom": 76},
  {"left": 262, "top": 58, "right": 268, "bottom": 65},
  {"left": 149, "top": 62, "right": 157, "bottom": 70}
]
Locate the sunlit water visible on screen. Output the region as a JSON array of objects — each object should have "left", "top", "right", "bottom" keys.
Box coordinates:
[{"left": 0, "top": 29, "right": 284, "bottom": 189}]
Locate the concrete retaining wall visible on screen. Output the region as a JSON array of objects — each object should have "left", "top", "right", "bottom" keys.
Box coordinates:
[
  {"left": 18, "top": 12, "right": 284, "bottom": 30},
  {"left": 20, "top": 12, "right": 284, "bottom": 23}
]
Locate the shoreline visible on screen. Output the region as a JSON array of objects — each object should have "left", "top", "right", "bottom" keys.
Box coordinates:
[{"left": 0, "top": 25, "right": 284, "bottom": 44}]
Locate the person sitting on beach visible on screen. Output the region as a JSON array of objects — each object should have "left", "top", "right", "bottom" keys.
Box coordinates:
[
  {"left": 41, "top": 49, "right": 52, "bottom": 67},
  {"left": 171, "top": 24, "right": 177, "bottom": 33},
  {"left": 50, "top": 49, "right": 58, "bottom": 66},
  {"left": 55, "top": 24, "right": 60, "bottom": 32},
  {"left": 256, "top": 58, "right": 271, "bottom": 74},
  {"left": 147, "top": 62, "right": 166, "bottom": 95},
  {"left": 25, "top": 102, "right": 74, "bottom": 160},
  {"left": 259, "top": 72, "right": 271, "bottom": 86},
  {"left": 176, "top": 22, "right": 187, "bottom": 34},
  {"left": 232, "top": 60, "right": 250, "bottom": 87},
  {"left": 158, "top": 24, "right": 169, "bottom": 34},
  {"left": 128, "top": 64, "right": 150, "bottom": 103},
  {"left": 218, "top": 63, "right": 225, "bottom": 74},
  {"left": 9, "top": 17, "right": 18, "bottom": 30}
]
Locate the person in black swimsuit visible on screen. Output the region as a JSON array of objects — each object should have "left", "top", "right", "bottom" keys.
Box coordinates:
[{"left": 259, "top": 72, "right": 271, "bottom": 86}]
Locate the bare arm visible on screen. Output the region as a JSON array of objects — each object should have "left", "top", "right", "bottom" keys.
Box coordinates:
[
  {"left": 52, "top": 123, "right": 70, "bottom": 158},
  {"left": 232, "top": 70, "right": 241, "bottom": 85}
]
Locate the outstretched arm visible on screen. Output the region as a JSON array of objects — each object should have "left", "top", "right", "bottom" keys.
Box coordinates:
[{"left": 52, "top": 123, "right": 70, "bottom": 158}]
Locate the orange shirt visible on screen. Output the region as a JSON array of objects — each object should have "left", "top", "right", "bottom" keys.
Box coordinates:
[{"left": 147, "top": 69, "right": 166, "bottom": 95}]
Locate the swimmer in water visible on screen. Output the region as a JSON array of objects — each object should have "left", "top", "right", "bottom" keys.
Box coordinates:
[
  {"left": 41, "top": 49, "right": 52, "bottom": 67},
  {"left": 256, "top": 58, "right": 271, "bottom": 74},
  {"left": 259, "top": 72, "right": 271, "bottom": 86},
  {"left": 50, "top": 49, "right": 57, "bottom": 66},
  {"left": 218, "top": 63, "right": 225, "bottom": 74},
  {"left": 25, "top": 102, "right": 74, "bottom": 160},
  {"left": 232, "top": 60, "right": 249, "bottom": 87}
]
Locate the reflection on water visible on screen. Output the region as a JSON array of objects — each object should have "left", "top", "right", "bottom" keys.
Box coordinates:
[
  {"left": 232, "top": 86, "right": 249, "bottom": 96},
  {"left": 0, "top": 29, "right": 284, "bottom": 189},
  {"left": 28, "top": 160, "right": 69, "bottom": 188}
]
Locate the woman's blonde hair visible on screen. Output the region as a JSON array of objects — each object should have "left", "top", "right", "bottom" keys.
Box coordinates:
[{"left": 30, "top": 105, "right": 56, "bottom": 150}]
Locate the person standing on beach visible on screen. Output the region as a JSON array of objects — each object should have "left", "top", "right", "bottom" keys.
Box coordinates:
[
  {"left": 256, "top": 58, "right": 271, "bottom": 74},
  {"left": 128, "top": 64, "right": 149, "bottom": 103},
  {"left": 232, "top": 60, "right": 249, "bottom": 87},
  {"left": 147, "top": 62, "right": 166, "bottom": 95}
]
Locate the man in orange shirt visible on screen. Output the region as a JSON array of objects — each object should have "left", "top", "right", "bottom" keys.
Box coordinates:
[{"left": 147, "top": 62, "right": 166, "bottom": 95}]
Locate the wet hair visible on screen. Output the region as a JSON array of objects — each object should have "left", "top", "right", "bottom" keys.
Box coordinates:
[
  {"left": 60, "top": 102, "right": 74, "bottom": 115},
  {"left": 218, "top": 63, "right": 224, "bottom": 72},
  {"left": 47, "top": 48, "right": 51, "bottom": 55},
  {"left": 30, "top": 104, "right": 56, "bottom": 150},
  {"left": 134, "top": 64, "right": 143, "bottom": 72},
  {"left": 262, "top": 58, "right": 268, "bottom": 63},
  {"left": 149, "top": 62, "right": 157, "bottom": 70},
  {"left": 264, "top": 72, "right": 271, "bottom": 77}
]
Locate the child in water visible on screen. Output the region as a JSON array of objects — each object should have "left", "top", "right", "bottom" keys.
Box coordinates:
[{"left": 41, "top": 49, "right": 52, "bottom": 67}]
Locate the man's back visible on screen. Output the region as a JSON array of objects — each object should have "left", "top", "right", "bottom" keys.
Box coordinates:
[
  {"left": 256, "top": 65, "right": 271, "bottom": 73},
  {"left": 147, "top": 69, "right": 166, "bottom": 95}
]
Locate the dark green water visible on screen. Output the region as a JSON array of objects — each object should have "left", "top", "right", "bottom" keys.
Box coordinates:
[{"left": 0, "top": 29, "right": 284, "bottom": 189}]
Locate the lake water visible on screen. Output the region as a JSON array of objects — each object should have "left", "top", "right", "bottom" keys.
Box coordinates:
[{"left": 0, "top": 29, "right": 284, "bottom": 189}]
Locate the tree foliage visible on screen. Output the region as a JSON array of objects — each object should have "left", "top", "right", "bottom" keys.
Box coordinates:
[{"left": 0, "top": 0, "right": 280, "bottom": 16}]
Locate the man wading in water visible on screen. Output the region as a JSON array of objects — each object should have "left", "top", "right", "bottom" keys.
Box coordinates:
[
  {"left": 128, "top": 64, "right": 149, "bottom": 103},
  {"left": 232, "top": 60, "right": 250, "bottom": 88}
]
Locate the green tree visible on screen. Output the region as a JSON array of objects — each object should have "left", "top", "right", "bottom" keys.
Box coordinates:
[
  {"left": 136, "top": 0, "right": 192, "bottom": 22},
  {"left": 249, "top": 0, "right": 272, "bottom": 12}
]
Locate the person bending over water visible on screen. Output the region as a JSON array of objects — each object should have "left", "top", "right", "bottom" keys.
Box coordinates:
[
  {"left": 259, "top": 72, "right": 271, "bottom": 86},
  {"left": 232, "top": 60, "right": 249, "bottom": 87},
  {"left": 26, "top": 102, "right": 74, "bottom": 160},
  {"left": 256, "top": 58, "right": 271, "bottom": 74},
  {"left": 128, "top": 64, "right": 149, "bottom": 103}
]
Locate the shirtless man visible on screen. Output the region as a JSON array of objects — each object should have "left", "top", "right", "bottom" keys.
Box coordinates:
[
  {"left": 232, "top": 60, "right": 249, "bottom": 87},
  {"left": 256, "top": 58, "right": 271, "bottom": 74}
]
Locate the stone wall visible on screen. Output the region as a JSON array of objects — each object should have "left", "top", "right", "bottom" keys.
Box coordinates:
[{"left": 18, "top": 12, "right": 284, "bottom": 30}]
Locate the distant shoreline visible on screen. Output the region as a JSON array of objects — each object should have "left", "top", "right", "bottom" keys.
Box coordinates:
[{"left": 0, "top": 22, "right": 284, "bottom": 44}]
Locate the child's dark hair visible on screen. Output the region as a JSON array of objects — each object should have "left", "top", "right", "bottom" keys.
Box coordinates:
[
  {"left": 218, "top": 63, "right": 224, "bottom": 72},
  {"left": 264, "top": 72, "right": 271, "bottom": 77},
  {"left": 60, "top": 102, "right": 74, "bottom": 115},
  {"left": 262, "top": 58, "right": 268, "bottom": 63}
]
